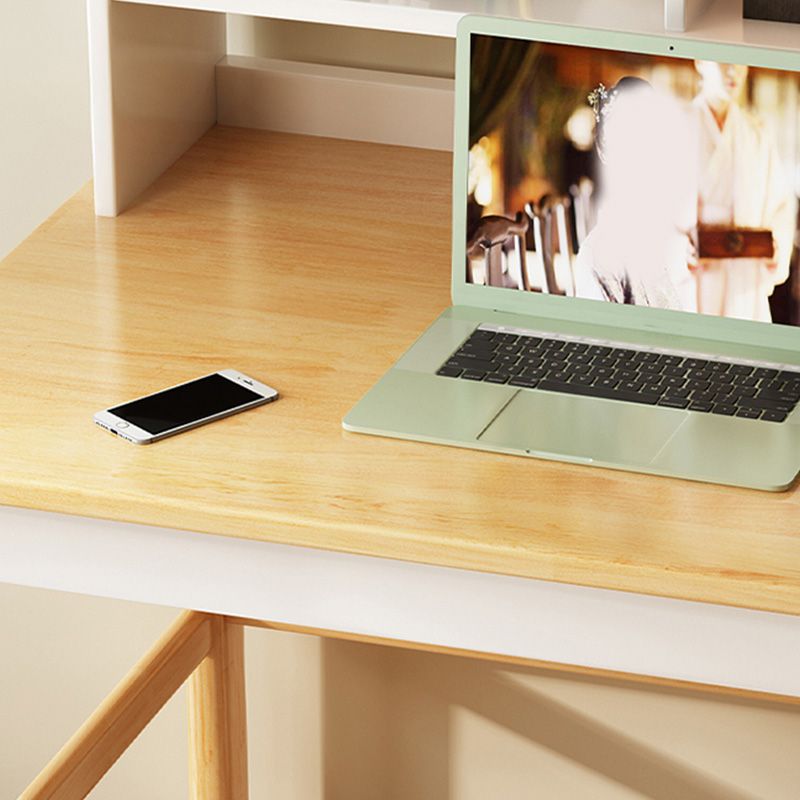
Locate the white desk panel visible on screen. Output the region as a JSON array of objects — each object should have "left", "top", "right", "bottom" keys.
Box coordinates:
[{"left": 1, "top": 506, "right": 798, "bottom": 698}]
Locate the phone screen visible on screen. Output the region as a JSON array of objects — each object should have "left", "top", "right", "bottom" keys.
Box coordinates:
[{"left": 109, "top": 374, "right": 263, "bottom": 435}]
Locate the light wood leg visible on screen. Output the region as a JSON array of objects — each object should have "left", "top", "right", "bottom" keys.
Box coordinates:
[
  {"left": 19, "top": 611, "right": 212, "bottom": 800},
  {"left": 188, "top": 617, "right": 249, "bottom": 799}
]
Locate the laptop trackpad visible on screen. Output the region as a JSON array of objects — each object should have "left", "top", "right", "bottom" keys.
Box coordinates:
[{"left": 478, "top": 390, "right": 685, "bottom": 466}]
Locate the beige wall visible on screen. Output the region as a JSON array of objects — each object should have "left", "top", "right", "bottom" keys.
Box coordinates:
[{"left": 2, "top": 7, "right": 800, "bottom": 799}]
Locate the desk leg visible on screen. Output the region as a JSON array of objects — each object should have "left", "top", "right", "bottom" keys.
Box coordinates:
[
  {"left": 19, "top": 611, "right": 212, "bottom": 800},
  {"left": 188, "top": 618, "right": 249, "bottom": 800}
]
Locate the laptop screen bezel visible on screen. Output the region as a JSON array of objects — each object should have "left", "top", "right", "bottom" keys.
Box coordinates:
[{"left": 451, "top": 16, "right": 800, "bottom": 355}]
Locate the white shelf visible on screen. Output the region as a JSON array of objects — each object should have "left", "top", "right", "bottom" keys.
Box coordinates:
[{"left": 116, "top": 0, "right": 800, "bottom": 48}]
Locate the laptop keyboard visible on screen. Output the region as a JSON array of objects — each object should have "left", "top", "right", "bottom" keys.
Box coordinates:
[{"left": 437, "top": 326, "right": 800, "bottom": 423}]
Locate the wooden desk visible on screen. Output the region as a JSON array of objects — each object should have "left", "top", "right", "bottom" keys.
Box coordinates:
[{"left": 2, "top": 127, "right": 799, "bottom": 795}]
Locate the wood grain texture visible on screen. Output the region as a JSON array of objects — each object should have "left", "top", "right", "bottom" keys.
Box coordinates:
[
  {"left": 189, "top": 618, "right": 248, "bottom": 800},
  {"left": 19, "top": 611, "right": 211, "bottom": 800},
  {"left": 0, "top": 126, "right": 798, "bottom": 615}
]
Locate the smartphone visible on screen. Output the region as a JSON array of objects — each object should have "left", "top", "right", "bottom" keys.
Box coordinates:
[{"left": 94, "top": 369, "right": 278, "bottom": 444}]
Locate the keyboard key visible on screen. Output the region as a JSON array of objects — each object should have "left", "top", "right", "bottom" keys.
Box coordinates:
[
  {"left": 537, "top": 379, "right": 659, "bottom": 405},
  {"left": 739, "top": 396, "right": 795, "bottom": 413},
  {"left": 462, "top": 370, "right": 486, "bottom": 381},
  {"left": 449, "top": 357, "right": 496, "bottom": 372},
  {"left": 485, "top": 373, "right": 509, "bottom": 384},
  {"left": 660, "top": 355, "right": 684, "bottom": 367},
  {"left": 688, "top": 369, "right": 712, "bottom": 380},
  {"left": 754, "top": 367, "right": 778, "bottom": 379},
  {"left": 732, "top": 375, "right": 758, "bottom": 387},
  {"left": 711, "top": 404, "right": 736, "bottom": 416},
  {"left": 778, "top": 370, "right": 800, "bottom": 383},
  {"left": 729, "top": 364, "right": 754, "bottom": 376},
  {"left": 659, "top": 396, "right": 689, "bottom": 409},
  {"left": 761, "top": 410, "right": 788, "bottom": 423},
  {"left": 688, "top": 401, "right": 713, "bottom": 412},
  {"left": 736, "top": 409, "right": 761, "bottom": 419},
  {"left": 437, "top": 366, "right": 462, "bottom": 378},
  {"left": 709, "top": 362, "right": 731, "bottom": 373},
  {"left": 508, "top": 377, "right": 539, "bottom": 388},
  {"left": 586, "top": 345, "right": 612, "bottom": 357},
  {"left": 684, "top": 358, "right": 709, "bottom": 369}
]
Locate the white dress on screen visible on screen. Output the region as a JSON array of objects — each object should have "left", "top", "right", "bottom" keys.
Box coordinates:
[{"left": 694, "top": 99, "right": 797, "bottom": 322}]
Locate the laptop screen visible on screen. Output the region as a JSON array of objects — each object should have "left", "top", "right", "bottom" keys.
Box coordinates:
[{"left": 466, "top": 34, "right": 800, "bottom": 327}]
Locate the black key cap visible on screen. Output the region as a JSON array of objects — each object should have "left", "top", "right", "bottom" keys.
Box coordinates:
[
  {"left": 616, "top": 369, "right": 638, "bottom": 381},
  {"left": 595, "top": 357, "right": 619, "bottom": 368},
  {"left": 635, "top": 352, "right": 660, "bottom": 363},
  {"left": 670, "top": 386, "right": 691, "bottom": 398},
  {"left": 505, "top": 364, "right": 525, "bottom": 375},
  {"left": 619, "top": 380, "right": 644, "bottom": 392},
  {"left": 643, "top": 383, "right": 663, "bottom": 395},
  {"left": 586, "top": 345, "right": 612, "bottom": 357},
  {"left": 549, "top": 371, "right": 572, "bottom": 382},
  {"left": 571, "top": 353, "right": 593, "bottom": 364},
  {"left": 732, "top": 375, "right": 758, "bottom": 387},
  {"left": 761, "top": 410, "right": 788, "bottom": 423},
  {"left": 686, "top": 380, "right": 711, "bottom": 392},
  {"left": 572, "top": 374, "right": 595, "bottom": 385},
  {"left": 659, "top": 396, "right": 689, "bottom": 409},
  {"left": 596, "top": 377, "right": 620, "bottom": 389},
  {"left": 709, "top": 362, "right": 731, "bottom": 373},
  {"left": 754, "top": 367, "right": 778, "bottom": 379},
  {"left": 736, "top": 409, "right": 761, "bottom": 419},
  {"left": 612, "top": 348, "right": 637, "bottom": 360},
  {"left": 508, "top": 377, "right": 539, "bottom": 388},
  {"left": 729, "top": 364, "right": 754, "bottom": 376},
  {"left": 543, "top": 339, "right": 565, "bottom": 350},
  {"left": 693, "top": 392, "right": 717, "bottom": 404},
  {"left": 739, "top": 396, "right": 795, "bottom": 413},
  {"left": 737, "top": 387, "right": 757, "bottom": 397},
  {"left": 712, "top": 404, "right": 736, "bottom": 416},
  {"left": 449, "top": 357, "right": 496, "bottom": 372},
  {"left": 689, "top": 401, "right": 714, "bottom": 412},
  {"left": 499, "top": 344, "right": 522, "bottom": 355},
  {"left": 437, "top": 366, "right": 462, "bottom": 378},
  {"left": 663, "top": 365, "right": 687, "bottom": 377},
  {"left": 537, "top": 379, "right": 659, "bottom": 405},
  {"left": 471, "top": 329, "right": 495, "bottom": 341},
  {"left": 462, "top": 370, "right": 486, "bottom": 381},
  {"left": 660, "top": 355, "right": 684, "bottom": 367},
  {"left": 485, "top": 373, "right": 509, "bottom": 384},
  {"left": 684, "top": 358, "right": 709, "bottom": 370},
  {"left": 570, "top": 363, "right": 592, "bottom": 374},
  {"left": 757, "top": 388, "right": 799, "bottom": 402},
  {"left": 688, "top": 369, "right": 712, "bottom": 380},
  {"left": 523, "top": 368, "right": 547, "bottom": 380},
  {"left": 778, "top": 370, "right": 800, "bottom": 383},
  {"left": 641, "top": 362, "right": 664, "bottom": 374}
]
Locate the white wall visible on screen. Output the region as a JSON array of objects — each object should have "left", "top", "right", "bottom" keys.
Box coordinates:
[
  {"left": 0, "top": 0, "right": 93, "bottom": 260},
  {"left": 2, "top": 7, "right": 800, "bottom": 799}
]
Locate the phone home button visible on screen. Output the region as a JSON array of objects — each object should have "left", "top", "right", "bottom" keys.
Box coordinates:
[{"left": 115, "top": 421, "right": 130, "bottom": 429}]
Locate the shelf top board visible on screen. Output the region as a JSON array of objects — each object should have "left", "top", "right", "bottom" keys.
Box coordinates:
[
  {"left": 1, "top": 126, "right": 799, "bottom": 616},
  {"left": 118, "top": 0, "right": 800, "bottom": 50}
]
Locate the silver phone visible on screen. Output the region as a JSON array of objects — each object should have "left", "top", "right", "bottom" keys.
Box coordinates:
[{"left": 94, "top": 369, "right": 278, "bottom": 444}]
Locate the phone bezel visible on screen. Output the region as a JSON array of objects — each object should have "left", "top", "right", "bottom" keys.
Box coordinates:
[{"left": 93, "top": 369, "right": 278, "bottom": 444}]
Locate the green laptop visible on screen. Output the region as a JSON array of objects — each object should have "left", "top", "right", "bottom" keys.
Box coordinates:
[{"left": 344, "top": 15, "right": 800, "bottom": 491}]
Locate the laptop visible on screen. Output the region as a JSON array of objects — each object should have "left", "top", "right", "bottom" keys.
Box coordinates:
[{"left": 344, "top": 15, "right": 800, "bottom": 491}]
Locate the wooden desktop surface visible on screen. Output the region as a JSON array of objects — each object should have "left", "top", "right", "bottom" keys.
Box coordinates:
[{"left": 1, "top": 127, "right": 798, "bottom": 617}]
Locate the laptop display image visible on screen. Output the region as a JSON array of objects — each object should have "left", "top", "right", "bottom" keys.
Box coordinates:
[
  {"left": 344, "top": 17, "right": 800, "bottom": 491},
  {"left": 466, "top": 36, "right": 800, "bottom": 326}
]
